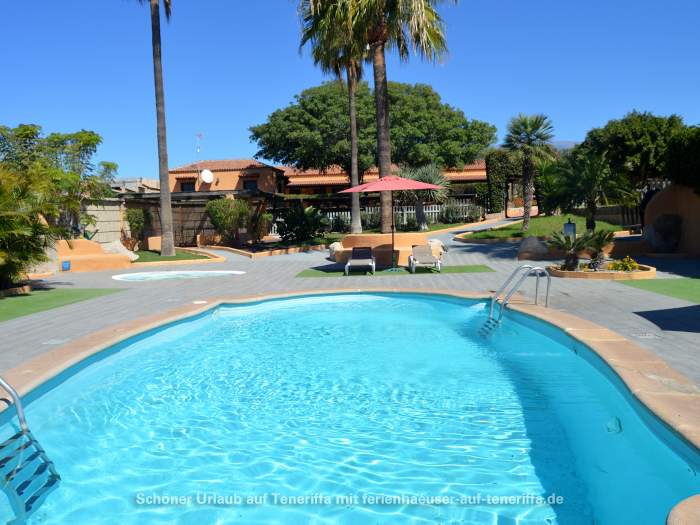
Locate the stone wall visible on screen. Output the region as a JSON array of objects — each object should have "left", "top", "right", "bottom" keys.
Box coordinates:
[
  {"left": 84, "top": 199, "right": 126, "bottom": 243},
  {"left": 644, "top": 184, "right": 700, "bottom": 255}
]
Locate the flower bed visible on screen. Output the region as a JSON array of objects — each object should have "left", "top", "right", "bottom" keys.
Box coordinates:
[{"left": 547, "top": 263, "right": 656, "bottom": 280}]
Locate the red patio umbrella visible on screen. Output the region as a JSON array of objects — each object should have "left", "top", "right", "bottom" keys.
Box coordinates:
[{"left": 339, "top": 175, "right": 444, "bottom": 269}]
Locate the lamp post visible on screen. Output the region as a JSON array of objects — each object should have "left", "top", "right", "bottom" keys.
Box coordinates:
[{"left": 563, "top": 218, "right": 576, "bottom": 239}]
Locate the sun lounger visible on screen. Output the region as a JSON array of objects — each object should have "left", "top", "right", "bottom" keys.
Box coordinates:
[
  {"left": 344, "top": 247, "right": 375, "bottom": 275},
  {"left": 408, "top": 245, "right": 442, "bottom": 273}
]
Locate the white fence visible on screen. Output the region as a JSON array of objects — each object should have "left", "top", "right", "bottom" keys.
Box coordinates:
[{"left": 269, "top": 199, "right": 481, "bottom": 235}]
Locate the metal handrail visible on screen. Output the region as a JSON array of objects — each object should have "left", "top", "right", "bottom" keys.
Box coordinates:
[
  {"left": 488, "top": 265, "right": 535, "bottom": 319},
  {"left": 0, "top": 376, "right": 29, "bottom": 432},
  {"left": 497, "top": 267, "right": 550, "bottom": 321}
]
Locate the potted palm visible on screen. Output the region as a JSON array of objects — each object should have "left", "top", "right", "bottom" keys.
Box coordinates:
[
  {"left": 587, "top": 230, "right": 615, "bottom": 270},
  {"left": 548, "top": 231, "right": 592, "bottom": 271}
]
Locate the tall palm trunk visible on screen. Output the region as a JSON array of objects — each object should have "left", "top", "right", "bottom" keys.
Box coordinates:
[
  {"left": 585, "top": 199, "right": 597, "bottom": 231},
  {"left": 521, "top": 156, "right": 534, "bottom": 231},
  {"left": 347, "top": 68, "right": 362, "bottom": 234},
  {"left": 371, "top": 41, "right": 393, "bottom": 234},
  {"left": 149, "top": 0, "right": 175, "bottom": 256}
]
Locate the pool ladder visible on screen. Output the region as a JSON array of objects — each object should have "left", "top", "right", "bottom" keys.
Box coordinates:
[
  {"left": 479, "top": 265, "right": 551, "bottom": 336},
  {"left": 0, "top": 376, "right": 60, "bottom": 524}
]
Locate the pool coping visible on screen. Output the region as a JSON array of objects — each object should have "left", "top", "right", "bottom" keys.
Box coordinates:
[{"left": 1, "top": 288, "right": 698, "bottom": 519}]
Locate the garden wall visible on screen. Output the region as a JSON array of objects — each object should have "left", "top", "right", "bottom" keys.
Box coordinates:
[
  {"left": 84, "top": 199, "right": 126, "bottom": 243},
  {"left": 644, "top": 184, "right": 700, "bottom": 255}
]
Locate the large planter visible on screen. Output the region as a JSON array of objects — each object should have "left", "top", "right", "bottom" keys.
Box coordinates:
[{"left": 547, "top": 264, "right": 656, "bottom": 280}]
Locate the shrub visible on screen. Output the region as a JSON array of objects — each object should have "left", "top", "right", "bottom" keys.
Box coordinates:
[
  {"left": 440, "top": 200, "right": 464, "bottom": 224},
  {"left": 248, "top": 208, "right": 273, "bottom": 244},
  {"left": 485, "top": 149, "right": 521, "bottom": 213},
  {"left": 361, "top": 210, "right": 381, "bottom": 229},
  {"left": 330, "top": 215, "right": 350, "bottom": 233},
  {"left": 277, "top": 205, "right": 328, "bottom": 243},
  {"left": 548, "top": 231, "right": 593, "bottom": 271},
  {"left": 205, "top": 198, "right": 250, "bottom": 245},
  {"left": 125, "top": 208, "right": 145, "bottom": 240},
  {"left": 473, "top": 183, "right": 489, "bottom": 209},
  {"left": 666, "top": 126, "right": 700, "bottom": 194},
  {"left": 609, "top": 255, "right": 639, "bottom": 272},
  {"left": 587, "top": 230, "right": 615, "bottom": 270},
  {"left": 397, "top": 215, "right": 418, "bottom": 232}
]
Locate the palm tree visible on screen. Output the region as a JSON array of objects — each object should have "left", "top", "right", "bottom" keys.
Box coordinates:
[
  {"left": 503, "top": 114, "right": 554, "bottom": 231},
  {"left": 398, "top": 165, "right": 450, "bottom": 230},
  {"left": 301, "top": 0, "right": 364, "bottom": 233},
  {"left": 352, "top": 0, "right": 451, "bottom": 233},
  {"left": 140, "top": 0, "right": 175, "bottom": 256},
  {"left": 556, "top": 150, "right": 638, "bottom": 231},
  {"left": 548, "top": 231, "right": 592, "bottom": 271}
]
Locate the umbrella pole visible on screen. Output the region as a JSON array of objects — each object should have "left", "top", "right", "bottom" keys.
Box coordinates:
[{"left": 391, "top": 191, "right": 396, "bottom": 269}]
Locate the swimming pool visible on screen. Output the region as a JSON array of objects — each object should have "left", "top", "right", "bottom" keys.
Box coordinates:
[
  {"left": 1, "top": 293, "right": 698, "bottom": 523},
  {"left": 112, "top": 270, "right": 245, "bottom": 282}
]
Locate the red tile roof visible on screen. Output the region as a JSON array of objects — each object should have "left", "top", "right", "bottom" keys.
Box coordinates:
[
  {"left": 282, "top": 161, "right": 486, "bottom": 187},
  {"left": 170, "top": 159, "right": 281, "bottom": 173}
]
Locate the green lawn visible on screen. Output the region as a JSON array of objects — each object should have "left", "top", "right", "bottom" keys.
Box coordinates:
[
  {"left": 296, "top": 264, "right": 494, "bottom": 278},
  {"left": 0, "top": 288, "right": 123, "bottom": 322},
  {"left": 621, "top": 278, "right": 700, "bottom": 304},
  {"left": 467, "top": 215, "right": 622, "bottom": 240},
  {"left": 134, "top": 249, "right": 209, "bottom": 263}
]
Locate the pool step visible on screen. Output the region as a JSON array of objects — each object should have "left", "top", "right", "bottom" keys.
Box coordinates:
[
  {"left": 0, "top": 428, "right": 60, "bottom": 524},
  {"left": 479, "top": 317, "right": 500, "bottom": 337}
]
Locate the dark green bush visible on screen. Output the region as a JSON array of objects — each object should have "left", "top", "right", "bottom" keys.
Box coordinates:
[
  {"left": 439, "top": 200, "right": 464, "bottom": 223},
  {"left": 277, "top": 205, "right": 328, "bottom": 243},
  {"left": 330, "top": 215, "right": 350, "bottom": 233},
  {"left": 125, "top": 208, "right": 145, "bottom": 240},
  {"left": 397, "top": 215, "right": 418, "bottom": 232},
  {"left": 361, "top": 210, "right": 381, "bottom": 229},
  {"left": 666, "top": 126, "right": 700, "bottom": 194},
  {"left": 485, "top": 150, "right": 521, "bottom": 213},
  {"left": 205, "top": 198, "right": 250, "bottom": 245}
]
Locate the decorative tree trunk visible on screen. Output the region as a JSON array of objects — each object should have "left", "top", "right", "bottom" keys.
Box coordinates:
[
  {"left": 586, "top": 199, "right": 597, "bottom": 231},
  {"left": 347, "top": 68, "right": 362, "bottom": 234},
  {"left": 149, "top": 0, "right": 175, "bottom": 256},
  {"left": 521, "top": 157, "right": 534, "bottom": 231},
  {"left": 371, "top": 42, "right": 393, "bottom": 234}
]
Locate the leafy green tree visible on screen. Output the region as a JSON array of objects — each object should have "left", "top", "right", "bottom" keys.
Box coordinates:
[
  {"left": 277, "top": 205, "right": 328, "bottom": 243},
  {"left": 251, "top": 81, "right": 376, "bottom": 180},
  {"left": 484, "top": 149, "right": 521, "bottom": 213},
  {"left": 665, "top": 125, "right": 700, "bottom": 194},
  {"left": 389, "top": 83, "right": 495, "bottom": 166},
  {"left": 0, "top": 124, "right": 116, "bottom": 233},
  {"left": 397, "top": 165, "right": 450, "bottom": 230},
  {"left": 301, "top": 0, "right": 368, "bottom": 233},
  {"left": 503, "top": 114, "right": 555, "bottom": 231},
  {"left": 533, "top": 157, "right": 561, "bottom": 216},
  {"left": 138, "top": 0, "right": 175, "bottom": 256},
  {"left": 555, "top": 150, "right": 637, "bottom": 231},
  {"left": 580, "top": 111, "right": 685, "bottom": 184},
  {"left": 352, "top": 0, "right": 452, "bottom": 233},
  {"left": 251, "top": 81, "right": 494, "bottom": 173},
  {"left": 0, "top": 165, "right": 61, "bottom": 288}
]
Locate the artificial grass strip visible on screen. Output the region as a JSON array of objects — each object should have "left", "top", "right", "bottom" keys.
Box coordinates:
[
  {"left": 0, "top": 288, "right": 124, "bottom": 322},
  {"left": 620, "top": 278, "right": 700, "bottom": 304},
  {"left": 467, "top": 215, "right": 621, "bottom": 240},
  {"left": 296, "top": 265, "right": 494, "bottom": 278},
  {"left": 134, "top": 249, "right": 208, "bottom": 263}
]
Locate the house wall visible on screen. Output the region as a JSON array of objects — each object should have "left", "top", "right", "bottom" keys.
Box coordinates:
[
  {"left": 644, "top": 184, "right": 700, "bottom": 255},
  {"left": 170, "top": 168, "right": 280, "bottom": 193}
]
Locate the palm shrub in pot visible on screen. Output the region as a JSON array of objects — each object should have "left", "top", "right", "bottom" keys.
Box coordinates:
[
  {"left": 587, "top": 230, "right": 615, "bottom": 270},
  {"left": 548, "top": 231, "right": 593, "bottom": 271}
]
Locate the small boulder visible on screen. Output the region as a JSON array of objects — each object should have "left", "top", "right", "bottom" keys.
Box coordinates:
[
  {"left": 103, "top": 240, "right": 139, "bottom": 262},
  {"left": 517, "top": 236, "right": 549, "bottom": 260},
  {"left": 328, "top": 242, "right": 343, "bottom": 261}
]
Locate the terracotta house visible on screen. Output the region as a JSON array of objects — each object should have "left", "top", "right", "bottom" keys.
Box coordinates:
[
  {"left": 169, "top": 159, "right": 286, "bottom": 194},
  {"left": 281, "top": 160, "right": 487, "bottom": 194}
]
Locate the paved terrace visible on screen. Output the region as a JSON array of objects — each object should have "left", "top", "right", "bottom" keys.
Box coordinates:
[{"left": 2, "top": 223, "right": 698, "bottom": 385}]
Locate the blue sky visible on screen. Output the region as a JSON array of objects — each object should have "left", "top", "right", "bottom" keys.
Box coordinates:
[{"left": 2, "top": 0, "right": 699, "bottom": 179}]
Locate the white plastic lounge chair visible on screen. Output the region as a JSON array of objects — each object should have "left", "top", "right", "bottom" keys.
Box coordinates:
[
  {"left": 344, "top": 247, "right": 375, "bottom": 275},
  {"left": 408, "top": 245, "right": 442, "bottom": 273}
]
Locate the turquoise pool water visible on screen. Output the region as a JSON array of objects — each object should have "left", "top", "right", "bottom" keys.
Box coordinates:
[{"left": 1, "top": 293, "right": 698, "bottom": 524}]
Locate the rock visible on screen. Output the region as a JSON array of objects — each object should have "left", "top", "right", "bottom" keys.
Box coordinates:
[
  {"left": 328, "top": 242, "right": 343, "bottom": 261},
  {"left": 102, "top": 240, "right": 139, "bottom": 262},
  {"left": 517, "top": 236, "right": 549, "bottom": 260}
]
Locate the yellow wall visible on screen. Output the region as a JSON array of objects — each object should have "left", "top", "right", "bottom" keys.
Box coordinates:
[{"left": 170, "top": 168, "right": 280, "bottom": 193}]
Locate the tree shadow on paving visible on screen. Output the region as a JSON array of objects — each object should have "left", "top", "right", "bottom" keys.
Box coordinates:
[
  {"left": 636, "top": 257, "right": 700, "bottom": 278},
  {"left": 634, "top": 305, "right": 700, "bottom": 333}
]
